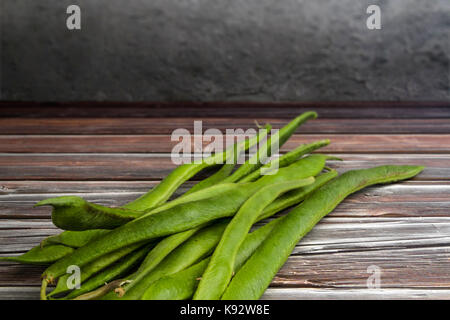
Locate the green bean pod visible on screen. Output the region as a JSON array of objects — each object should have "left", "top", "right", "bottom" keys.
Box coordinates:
[
  {"left": 193, "top": 178, "right": 314, "bottom": 300},
  {"left": 35, "top": 196, "right": 140, "bottom": 231},
  {"left": 185, "top": 163, "right": 235, "bottom": 195},
  {"left": 64, "top": 245, "right": 151, "bottom": 300},
  {"left": 140, "top": 173, "right": 338, "bottom": 300},
  {"left": 141, "top": 218, "right": 280, "bottom": 300},
  {"left": 259, "top": 169, "right": 338, "bottom": 221},
  {"left": 0, "top": 244, "right": 74, "bottom": 265},
  {"left": 41, "top": 229, "right": 111, "bottom": 248},
  {"left": 123, "top": 124, "right": 270, "bottom": 211},
  {"left": 221, "top": 165, "right": 424, "bottom": 300},
  {"left": 36, "top": 129, "right": 268, "bottom": 231},
  {"left": 184, "top": 124, "right": 272, "bottom": 195},
  {"left": 134, "top": 227, "right": 202, "bottom": 276},
  {"left": 47, "top": 242, "right": 146, "bottom": 298},
  {"left": 41, "top": 155, "right": 327, "bottom": 284},
  {"left": 107, "top": 221, "right": 229, "bottom": 300},
  {"left": 224, "top": 111, "right": 317, "bottom": 183},
  {"left": 239, "top": 139, "right": 330, "bottom": 183}
]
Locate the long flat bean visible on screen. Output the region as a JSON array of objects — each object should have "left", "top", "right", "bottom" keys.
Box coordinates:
[
  {"left": 41, "top": 155, "right": 327, "bottom": 284},
  {"left": 141, "top": 218, "right": 280, "bottom": 300},
  {"left": 108, "top": 221, "right": 229, "bottom": 300},
  {"left": 193, "top": 178, "right": 314, "bottom": 300},
  {"left": 221, "top": 165, "right": 424, "bottom": 300},
  {"left": 65, "top": 245, "right": 151, "bottom": 300},
  {"left": 0, "top": 245, "right": 74, "bottom": 265},
  {"left": 224, "top": 111, "right": 317, "bottom": 182},
  {"left": 239, "top": 139, "right": 330, "bottom": 183},
  {"left": 47, "top": 242, "right": 146, "bottom": 298},
  {"left": 41, "top": 229, "right": 111, "bottom": 248}
]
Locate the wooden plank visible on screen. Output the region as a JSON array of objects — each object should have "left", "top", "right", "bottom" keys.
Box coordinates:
[
  {"left": 1, "top": 217, "right": 449, "bottom": 254},
  {"left": 261, "top": 288, "right": 450, "bottom": 300},
  {"left": 1, "top": 286, "right": 449, "bottom": 300},
  {"left": 0, "top": 118, "right": 449, "bottom": 134},
  {"left": 272, "top": 246, "right": 450, "bottom": 289},
  {"left": 0, "top": 153, "right": 445, "bottom": 180},
  {"left": 1, "top": 181, "right": 449, "bottom": 219},
  {"left": 0, "top": 101, "right": 448, "bottom": 118},
  {"left": 0, "top": 134, "right": 449, "bottom": 153},
  {"left": 1, "top": 217, "right": 449, "bottom": 288}
]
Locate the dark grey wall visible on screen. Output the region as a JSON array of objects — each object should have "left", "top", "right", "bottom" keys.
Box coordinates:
[{"left": 1, "top": 0, "right": 449, "bottom": 101}]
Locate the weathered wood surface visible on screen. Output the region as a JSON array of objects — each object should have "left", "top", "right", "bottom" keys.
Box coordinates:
[
  {"left": 0, "top": 118, "right": 449, "bottom": 134},
  {"left": 0, "top": 134, "right": 449, "bottom": 153},
  {"left": 0, "top": 154, "right": 448, "bottom": 180},
  {"left": 0, "top": 102, "right": 449, "bottom": 300}
]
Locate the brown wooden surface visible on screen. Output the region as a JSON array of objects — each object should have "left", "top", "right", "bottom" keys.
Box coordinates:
[{"left": 0, "top": 102, "right": 449, "bottom": 300}]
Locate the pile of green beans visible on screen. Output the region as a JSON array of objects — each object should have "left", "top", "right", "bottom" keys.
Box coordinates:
[{"left": 0, "top": 111, "right": 424, "bottom": 300}]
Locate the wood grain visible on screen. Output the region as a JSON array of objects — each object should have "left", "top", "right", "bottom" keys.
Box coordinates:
[
  {"left": 0, "top": 153, "right": 445, "bottom": 180},
  {"left": 0, "top": 103, "right": 448, "bottom": 300},
  {"left": 1, "top": 217, "right": 449, "bottom": 288},
  {"left": 0, "top": 134, "right": 449, "bottom": 153},
  {"left": 0, "top": 181, "right": 448, "bottom": 219},
  {"left": 0, "top": 287, "right": 449, "bottom": 300},
  {"left": 0, "top": 118, "right": 449, "bottom": 134}
]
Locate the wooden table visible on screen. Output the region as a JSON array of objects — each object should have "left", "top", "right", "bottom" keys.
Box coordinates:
[{"left": 0, "top": 102, "right": 449, "bottom": 300}]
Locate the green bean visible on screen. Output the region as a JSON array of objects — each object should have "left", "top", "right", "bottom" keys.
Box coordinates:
[
  {"left": 41, "top": 229, "right": 111, "bottom": 248},
  {"left": 135, "top": 227, "right": 202, "bottom": 275},
  {"left": 185, "top": 164, "right": 235, "bottom": 195},
  {"left": 221, "top": 165, "right": 424, "bottom": 300},
  {"left": 224, "top": 112, "right": 317, "bottom": 183},
  {"left": 140, "top": 173, "right": 336, "bottom": 300},
  {"left": 140, "top": 183, "right": 236, "bottom": 217},
  {"left": 0, "top": 244, "right": 74, "bottom": 265},
  {"left": 141, "top": 218, "right": 280, "bottom": 300},
  {"left": 184, "top": 125, "right": 272, "bottom": 195},
  {"left": 36, "top": 128, "right": 269, "bottom": 232},
  {"left": 122, "top": 125, "right": 270, "bottom": 211},
  {"left": 47, "top": 242, "right": 146, "bottom": 298},
  {"left": 41, "top": 155, "right": 327, "bottom": 284},
  {"left": 106, "top": 221, "right": 229, "bottom": 300},
  {"left": 64, "top": 245, "right": 151, "bottom": 300},
  {"left": 259, "top": 169, "right": 338, "bottom": 221},
  {"left": 35, "top": 196, "right": 140, "bottom": 231},
  {"left": 193, "top": 178, "right": 314, "bottom": 300},
  {"left": 239, "top": 139, "right": 330, "bottom": 183}
]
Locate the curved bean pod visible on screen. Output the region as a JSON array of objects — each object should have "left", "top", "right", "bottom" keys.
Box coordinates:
[
  {"left": 184, "top": 124, "right": 272, "bottom": 195},
  {"left": 258, "top": 169, "right": 338, "bottom": 221},
  {"left": 41, "top": 229, "right": 111, "bottom": 248},
  {"left": 47, "top": 242, "right": 147, "bottom": 298},
  {"left": 0, "top": 244, "right": 74, "bottom": 265},
  {"left": 41, "top": 155, "right": 326, "bottom": 283},
  {"left": 35, "top": 196, "right": 140, "bottom": 231},
  {"left": 239, "top": 139, "right": 330, "bottom": 183},
  {"left": 193, "top": 178, "right": 314, "bottom": 300},
  {"left": 134, "top": 226, "right": 202, "bottom": 276},
  {"left": 36, "top": 129, "right": 268, "bottom": 231},
  {"left": 64, "top": 245, "right": 151, "bottom": 300},
  {"left": 107, "top": 221, "right": 229, "bottom": 300},
  {"left": 224, "top": 111, "right": 317, "bottom": 183},
  {"left": 123, "top": 125, "right": 270, "bottom": 211},
  {"left": 221, "top": 165, "right": 424, "bottom": 300},
  {"left": 141, "top": 218, "right": 280, "bottom": 300}
]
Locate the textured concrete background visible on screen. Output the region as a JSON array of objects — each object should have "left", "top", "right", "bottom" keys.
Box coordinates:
[{"left": 1, "top": 0, "right": 449, "bottom": 101}]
